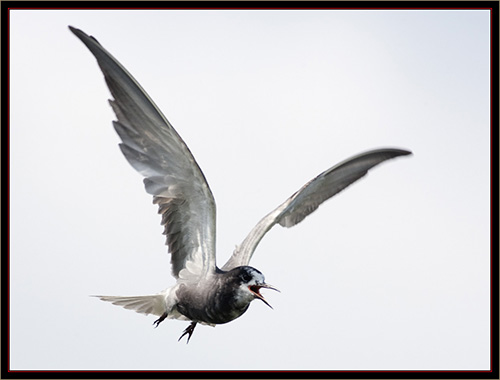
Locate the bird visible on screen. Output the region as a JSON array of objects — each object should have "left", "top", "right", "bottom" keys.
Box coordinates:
[{"left": 69, "top": 26, "right": 412, "bottom": 343}]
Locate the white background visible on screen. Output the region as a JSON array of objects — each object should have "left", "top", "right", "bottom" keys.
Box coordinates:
[{"left": 10, "top": 9, "right": 491, "bottom": 370}]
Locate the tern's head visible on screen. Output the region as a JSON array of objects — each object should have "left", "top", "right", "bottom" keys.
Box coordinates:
[{"left": 234, "top": 266, "right": 279, "bottom": 309}]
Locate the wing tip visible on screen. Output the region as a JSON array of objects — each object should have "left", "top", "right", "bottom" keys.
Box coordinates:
[
  {"left": 68, "top": 25, "right": 89, "bottom": 42},
  {"left": 69, "top": 25, "right": 101, "bottom": 45},
  {"left": 377, "top": 147, "right": 413, "bottom": 157},
  {"left": 397, "top": 148, "right": 413, "bottom": 157}
]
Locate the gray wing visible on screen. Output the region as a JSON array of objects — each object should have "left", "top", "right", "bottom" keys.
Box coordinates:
[
  {"left": 222, "top": 148, "right": 412, "bottom": 271},
  {"left": 70, "top": 26, "right": 216, "bottom": 280}
]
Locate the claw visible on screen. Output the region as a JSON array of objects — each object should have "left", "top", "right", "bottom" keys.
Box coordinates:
[{"left": 178, "top": 322, "right": 197, "bottom": 344}]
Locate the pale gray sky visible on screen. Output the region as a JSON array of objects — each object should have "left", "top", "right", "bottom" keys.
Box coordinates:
[{"left": 10, "top": 9, "right": 491, "bottom": 371}]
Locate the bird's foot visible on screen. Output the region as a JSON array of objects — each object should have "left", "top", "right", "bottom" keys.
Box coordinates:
[
  {"left": 153, "top": 311, "right": 168, "bottom": 328},
  {"left": 178, "top": 322, "right": 197, "bottom": 344}
]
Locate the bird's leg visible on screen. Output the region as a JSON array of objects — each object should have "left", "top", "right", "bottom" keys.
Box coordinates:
[
  {"left": 178, "top": 322, "right": 197, "bottom": 344},
  {"left": 153, "top": 311, "right": 168, "bottom": 328}
]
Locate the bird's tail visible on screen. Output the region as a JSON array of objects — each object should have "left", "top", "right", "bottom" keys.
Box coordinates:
[{"left": 92, "top": 293, "right": 167, "bottom": 317}]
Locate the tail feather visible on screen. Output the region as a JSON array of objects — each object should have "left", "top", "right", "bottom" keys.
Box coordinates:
[{"left": 93, "top": 294, "right": 166, "bottom": 317}]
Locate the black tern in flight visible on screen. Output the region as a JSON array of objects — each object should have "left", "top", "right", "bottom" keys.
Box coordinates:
[{"left": 70, "top": 26, "right": 412, "bottom": 343}]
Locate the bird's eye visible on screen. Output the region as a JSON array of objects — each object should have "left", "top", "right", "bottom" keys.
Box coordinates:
[{"left": 240, "top": 271, "right": 252, "bottom": 283}]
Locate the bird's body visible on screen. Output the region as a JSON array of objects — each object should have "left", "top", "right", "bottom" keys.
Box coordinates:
[
  {"left": 176, "top": 267, "right": 269, "bottom": 325},
  {"left": 70, "top": 26, "right": 412, "bottom": 343}
]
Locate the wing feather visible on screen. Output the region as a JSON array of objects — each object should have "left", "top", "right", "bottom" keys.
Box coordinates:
[
  {"left": 70, "top": 26, "right": 216, "bottom": 279},
  {"left": 222, "top": 148, "right": 412, "bottom": 270}
]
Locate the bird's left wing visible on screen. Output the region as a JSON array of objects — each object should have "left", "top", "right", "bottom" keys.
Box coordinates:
[
  {"left": 222, "top": 148, "right": 411, "bottom": 271},
  {"left": 70, "top": 27, "right": 216, "bottom": 280}
]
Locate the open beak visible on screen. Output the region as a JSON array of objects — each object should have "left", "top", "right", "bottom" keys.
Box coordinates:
[{"left": 248, "top": 283, "right": 280, "bottom": 309}]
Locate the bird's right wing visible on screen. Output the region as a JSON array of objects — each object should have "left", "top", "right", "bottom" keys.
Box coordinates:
[
  {"left": 70, "top": 27, "right": 216, "bottom": 280},
  {"left": 222, "top": 148, "right": 412, "bottom": 271}
]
